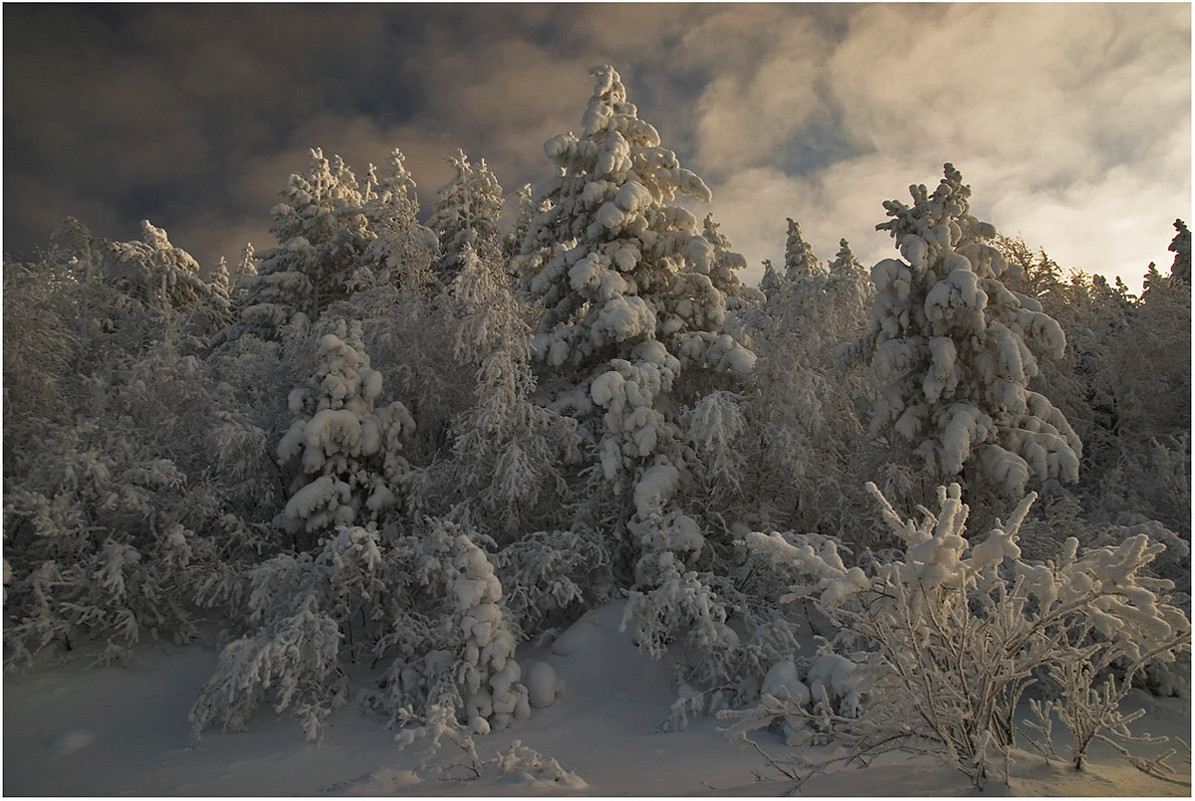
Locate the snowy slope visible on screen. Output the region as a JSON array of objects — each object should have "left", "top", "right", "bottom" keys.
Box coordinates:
[{"left": 4, "top": 601, "right": 1190, "bottom": 796}]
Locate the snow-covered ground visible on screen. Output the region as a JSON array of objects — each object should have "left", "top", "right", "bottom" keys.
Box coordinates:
[{"left": 4, "top": 602, "right": 1190, "bottom": 796}]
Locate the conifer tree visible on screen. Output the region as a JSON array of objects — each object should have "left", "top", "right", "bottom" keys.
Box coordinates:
[
  {"left": 503, "top": 183, "right": 538, "bottom": 264},
  {"left": 759, "top": 259, "right": 786, "bottom": 301},
  {"left": 231, "top": 242, "right": 257, "bottom": 299},
  {"left": 1168, "top": 218, "right": 1190, "bottom": 284},
  {"left": 521, "top": 65, "right": 754, "bottom": 466},
  {"left": 361, "top": 149, "right": 438, "bottom": 300},
  {"left": 235, "top": 150, "right": 373, "bottom": 339},
  {"left": 275, "top": 318, "right": 416, "bottom": 547},
  {"left": 429, "top": 150, "right": 505, "bottom": 288},
  {"left": 520, "top": 64, "right": 757, "bottom": 683},
  {"left": 853, "top": 164, "right": 1081, "bottom": 499},
  {"left": 782, "top": 218, "right": 821, "bottom": 280},
  {"left": 103, "top": 220, "right": 212, "bottom": 314}
]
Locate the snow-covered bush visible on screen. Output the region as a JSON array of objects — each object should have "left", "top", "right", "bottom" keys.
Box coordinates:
[
  {"left": 192, "top": 515, "right": 536, "bottom": 744},
  {"left": 3, "top": 222, "right": 271, "bottom": 669},
  {"left": 849, "top": 164, "right": 1081, "bottom": 501},
  {"left": 489, "top": 527, "right": 610, "bottom": 638},
  {"left": 726, "top": 481, "right": 1190, "bottom": 789},
  {"left": 366, "top": 518, "right": 532, "bottom": 736},
  {"left": 189, "top": 525, "right": 388, "bottom": 743}
]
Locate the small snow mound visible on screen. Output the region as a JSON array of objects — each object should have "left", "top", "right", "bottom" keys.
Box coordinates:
[
  {"left": 321, "top": 767, "right": 422, "bottom": 796},
  {"left": 525, "top": 661, "right": 562, "bottom": 708},
  {"left": 761, "top": 659, "right": 810, "bottom": 708}
]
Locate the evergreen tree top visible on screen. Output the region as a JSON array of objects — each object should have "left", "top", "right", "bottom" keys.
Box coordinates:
[
  {"left": 1168, "top": 218, "right": 1190, "bottom": 283},
  {"left": 783, "top": 218, "right": 820, "bottom": 280}
]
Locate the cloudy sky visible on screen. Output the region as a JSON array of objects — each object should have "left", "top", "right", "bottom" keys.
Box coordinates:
[{"left": 4, "top": 3, "right": 1190, "bottom": 291}]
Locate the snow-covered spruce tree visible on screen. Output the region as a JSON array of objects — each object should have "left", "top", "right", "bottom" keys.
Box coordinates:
[
  {"left": 503, "top": 183, "right": 540, "bottom": 264},
  {"left": 205, "top": 256, "right": 235, "bottom": 331},
  {"left": 104, "top": 220, "right": 212, "bottom": 317},
  {"left": 782, "top": 218, "right": 820, "bottom": 280},
  {"left": 1168, "top": 218, "right": 1190, "bottom": 284},
  {"left": 700, "top": 213, "right": 766, "bottom": 317},
  {"left": 849, "top": 164, "right": 1081, "bottom": 503},
  {"left": 725, "top": 482, "right": 1190, "bottom": 789},
  {"left": 229, "top": 242, "right": 257, "bottom": 301},
  {"left": 230, "top": 149, "right": 375, "bottom": 341},
  {"left": 518, "top": 65, "right": 762, "bottom": 690},
  {"left": 275, "top": 317, "right": 416, "bottom": 549},
  {"left": 428, "top": 149, "right": 505, "bottom": 288},
  {"left": 357, "top": 148, "right": 439, "bottom": 302},
  {"left": 758, "top": 258, "right": 786, "bottom": 300}
]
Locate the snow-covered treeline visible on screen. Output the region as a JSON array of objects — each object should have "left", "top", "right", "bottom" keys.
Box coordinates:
[{"left": 3, "top": 65, "right": 1189, "bottom": 788}]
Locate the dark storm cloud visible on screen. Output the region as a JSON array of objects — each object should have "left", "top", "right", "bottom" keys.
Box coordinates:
[{"left": 3, "top": 4, "right": 433, "bottom": 265}]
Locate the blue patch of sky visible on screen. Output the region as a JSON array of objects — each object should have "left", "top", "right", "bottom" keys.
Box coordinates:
[{"left": 776, "top": 99, "right": 869, "bottom": 179}]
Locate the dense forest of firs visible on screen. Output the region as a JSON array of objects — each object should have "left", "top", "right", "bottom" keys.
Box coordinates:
[{"left": 3, "top": 66, "right": 1190, "bottom": 787}]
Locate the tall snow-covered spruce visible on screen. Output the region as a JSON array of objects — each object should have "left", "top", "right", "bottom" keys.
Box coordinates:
[
  {"left": 518, "top": 65, "right": 757, "bottom": 678},
  {"left": 516, "top": 64, "right": 764, "bottom": 688},
  {"left": 851, "top": 164, "right": 1081, "bottom": 498}
]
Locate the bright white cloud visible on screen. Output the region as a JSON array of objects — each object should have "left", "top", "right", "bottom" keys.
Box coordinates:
[{"left": 691, "top": 3, "right": 1190, "bottom": 291}]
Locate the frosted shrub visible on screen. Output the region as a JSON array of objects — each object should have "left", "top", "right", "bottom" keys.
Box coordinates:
[
  {"left": 745, "top": 225, "right": 872, "bottom": 535},
  {"left": 189, "top": 589, "right": 346, "bottom": 744},
  {"left": 3, "top": 236, "right": 268, "bottom": 669},
  {"left": 490, "top": 528, "right": 609, "bottom": 635},
  {"left": 726, "top": 482, "right": 1190, "bottom": 789},
  {"left": 189, "top": 525, "right": 391, "bottom": 742},
  {"left": 192, "top": 514, "right": 534, "bottom": 745}
]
